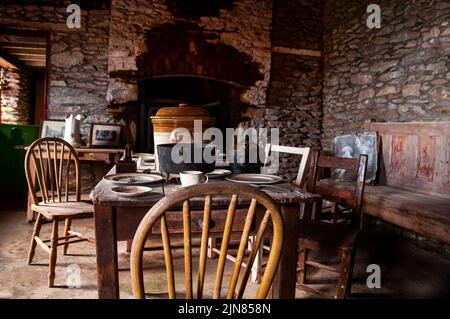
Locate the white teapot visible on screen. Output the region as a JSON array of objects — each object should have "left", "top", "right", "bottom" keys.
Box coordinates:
[{"left": 64, "top": 113, "right": 85, "bottom": 147}]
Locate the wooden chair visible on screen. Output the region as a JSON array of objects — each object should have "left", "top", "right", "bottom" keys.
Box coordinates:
[
  {"left": 25, "top": 138, "right": 94, "bottom": 287},
  {"left": 130, "top": 182, "right": 284, "bottom": 299},
  {"left": 297, "top": 151, "right": 367, "bottom": 299},
  {"left": 263, "top": 143, "right": 311, "bottom": 187},
  {"left": 247, "top": 143, "right": 311, "bottom": 282}
]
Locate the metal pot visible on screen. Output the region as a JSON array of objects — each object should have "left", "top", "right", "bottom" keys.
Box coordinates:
[{"left": 157, "top": 143, "right": 216, "bottom": 176}]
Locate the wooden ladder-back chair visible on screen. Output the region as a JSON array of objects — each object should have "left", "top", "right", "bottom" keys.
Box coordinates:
[
  {"left": 130, "top": 182, "right": 284, "bottom": 299},
  {"left": 264, "top": 144, "right": 311, "bottom": 188},
  {"left": 297, "top": 151, "right": 367, "bottom": 298},
  {"left": 245, "top": 143, "right": 312, "bottom": 282},
  {"left": 25, "top": 137, "right": 94, "bottom": 287}
]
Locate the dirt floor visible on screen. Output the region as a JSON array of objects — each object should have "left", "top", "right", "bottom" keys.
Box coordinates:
[{"left": 0, "top": 198, "right": 449, "bottom": 299}]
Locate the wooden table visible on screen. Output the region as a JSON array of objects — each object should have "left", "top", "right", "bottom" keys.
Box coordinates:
[
  {"left": 25, "top": 146, "right": 123, "bottom": 222},
  {"left": 90, "top": 167, "right": 319, "bottom": 299}
]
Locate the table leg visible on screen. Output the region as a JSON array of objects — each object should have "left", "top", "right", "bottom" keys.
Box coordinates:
[
  {"left": 272, "top": 203, "right": 301, "bottom": 299},
  {"left": 26, "top": 163, "right": 36, "bottom": 222},
  {"left": 94, "top": 205, "right": 119, "bottom": 299}
]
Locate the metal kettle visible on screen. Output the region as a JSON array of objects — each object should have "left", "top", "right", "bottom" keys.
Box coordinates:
[{"left": 64, "top": 113, "right": 85, "bottom": 147}]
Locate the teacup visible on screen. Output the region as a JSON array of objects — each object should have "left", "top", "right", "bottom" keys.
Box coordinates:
[{"left": 179, "top": 171, "right": 208, "bottom": 187}]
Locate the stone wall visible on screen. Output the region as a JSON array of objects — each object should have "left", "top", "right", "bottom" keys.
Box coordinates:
[
  {"left": 265, "top": 0, "right": 323, "bottom": 180},
  {"left": 0, "top": 2, "right": 113, "bottom": 142},
  {"left": 107, "top": 0, "right": 272, "bottom": 109},
  {"left": 48, "top": 10, "right": 112, "bottom": 142},
  {"left": 0, "top": 2, "right": 112, "bottom": 188},
  {"left": 1, "top": 68, "right": 33, "bottom": 124},
  {"left": 322, "top": 0, "right": 450, "bottom": 150}
]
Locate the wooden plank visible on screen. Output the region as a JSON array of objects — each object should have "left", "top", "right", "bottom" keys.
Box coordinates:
[
  {"left": 367, "top": 121, "right": 450, "bottom": 136},
  {"left": 379, "top": 134, "right": 392, "bottom": 184},
  {"left": 435, "top": 136, "right": 448, "bottom": 186},
  {"left": 405, "top": 135, "right": 418, "bottom": 178},
  {"left": 416, "top": 136, "right": 436, "bottom": 182},
  {"left": 362, "top": 185, "right": 450, "bottom": 244},
  {"left": 390, "top": 135, "right": 406, "bottom": 177},
  {"left": 94, "top": 205, "right": 119, "bottom": 299}
]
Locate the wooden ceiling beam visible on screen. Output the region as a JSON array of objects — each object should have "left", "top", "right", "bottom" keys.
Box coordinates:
[
  {"left": 9, "top": 52, "right": 46, "bottom": 58},
  {"left": 2, "top": 42, "right": 47, "bottom": 49},
  {"left": 8, "top": 48, "right": 46, "bottom": 55},
  {"left": 0, "top": 56, "right": 18, "bottom": 69},
  {"left": 23, "top": 61, "right": 46, "bottom": 68},
  {"left": 0, "top": 47, "right": 26, "bottom": 70}
]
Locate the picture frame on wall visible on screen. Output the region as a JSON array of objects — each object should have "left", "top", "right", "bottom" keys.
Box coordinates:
[
  {"left": 90, "top": 123, "right": 122, "bottom": 148},
  {"left": 40, "top": 120, "right": 66, "bottom": 139}
]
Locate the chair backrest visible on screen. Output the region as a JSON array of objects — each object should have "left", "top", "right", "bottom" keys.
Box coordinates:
[
  {"left": 307, "top": 151, "right": 368, "bottom": 228},
  {"left": 25, "top": 137, "right": 81, "bottom": 205},
  {"left": 130, "top": 182, "right": 284, "bottom": 299},
  {"left": 263, "top": 144, "right": 311, "bottom": 187}
]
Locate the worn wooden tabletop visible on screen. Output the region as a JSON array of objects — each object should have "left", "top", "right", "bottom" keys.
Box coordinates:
[{"left": 90, "top": 166, "right": 319, "bottom": 207}]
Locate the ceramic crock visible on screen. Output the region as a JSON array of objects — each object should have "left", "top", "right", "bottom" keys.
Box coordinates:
[{"left": 150, "top": 103, "right": 215, "bottom": 170}]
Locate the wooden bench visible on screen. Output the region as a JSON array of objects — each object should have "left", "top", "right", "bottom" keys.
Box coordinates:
[{"left": 362, "top": 121, "right": 450, "bottom": 244}]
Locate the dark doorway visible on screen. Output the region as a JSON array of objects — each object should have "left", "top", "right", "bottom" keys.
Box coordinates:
[{"left": 0, "top": 30, "right": 48, "bottom": 125}]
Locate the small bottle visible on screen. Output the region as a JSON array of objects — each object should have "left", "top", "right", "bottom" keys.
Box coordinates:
[{"left": 116, "top": 144, "right": 137, "bottom": 173}]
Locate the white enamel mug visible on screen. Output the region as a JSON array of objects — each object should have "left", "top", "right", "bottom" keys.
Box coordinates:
[{"left": 179, "top": 171, "right": 209, "bottom": 187}]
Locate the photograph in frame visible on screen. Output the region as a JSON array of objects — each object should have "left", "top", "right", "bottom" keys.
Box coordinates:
[
  {"left": 40, "top": 120, "right": 66, "bottom": 139},
  {"left": 90, "top": 123, "right": 121, "bottom": 148}
]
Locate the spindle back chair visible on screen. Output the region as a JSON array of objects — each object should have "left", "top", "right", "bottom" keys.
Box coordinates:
[
  {"left": 130, "top": 182, "right": 284, "bottom": 299},
  {"left": 25, "top": 138, "right": 94, "bottom": 287},
  {"left": 25, "top": 137, "right": 81, "bottom": 205}
]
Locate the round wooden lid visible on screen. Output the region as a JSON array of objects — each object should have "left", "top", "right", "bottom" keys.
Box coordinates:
[{"left": 153, "top": 103, "right": 213, "bottom": 118}]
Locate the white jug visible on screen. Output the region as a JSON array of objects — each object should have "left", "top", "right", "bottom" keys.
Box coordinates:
[{"left": 64, "top": 113, "right": 85, "bottom": 147}]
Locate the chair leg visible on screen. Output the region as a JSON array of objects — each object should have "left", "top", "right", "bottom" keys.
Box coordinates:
[
  {"left": 331, "top": 202, "right": 338, "bottom": 223},
  {"left": 126, "top": 240, "right": 132, "bottom": 253},
  {"left": 336, "top": 249, "right": 352, "bottom": 299},
  {"left": 207, "top": 237, "right": 217, "bottom": 259},
  {"left": 314, "top": 200, "right": 322, "bottom": 221},
  {"left": 28, "top": 213, "right": 43, "bottom": 264},
  {"left": 297, "top": 247, "right": 308, "bottom": 284},
  {"left": 63, "top": 218, "right": 72, "bottom": 255},
  {"left": 48, "top": 220, "right": 59, "bottom": 287},
  {"left": 249, "top": 236, "right": 263, "bottom": 284}
]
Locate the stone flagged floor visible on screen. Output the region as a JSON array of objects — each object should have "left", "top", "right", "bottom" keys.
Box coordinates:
[{"left": 0, "top": 199, "right": 449, "bottom": 299}]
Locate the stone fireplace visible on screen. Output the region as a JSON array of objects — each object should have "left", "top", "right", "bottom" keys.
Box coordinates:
[{"left": 106, "top": 0, "right": 273, "bottom": 149}]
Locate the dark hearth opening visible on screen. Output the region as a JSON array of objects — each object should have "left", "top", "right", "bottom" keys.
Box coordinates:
[
  {"left": 132, "top": 21, "right": 265, "bottom": 153},
  {"left": 137, "top": 76, "right": 249, "bottom": 153}
]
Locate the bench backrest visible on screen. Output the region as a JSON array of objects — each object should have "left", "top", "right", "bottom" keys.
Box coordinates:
[{"left": 365, "top": 121, "right": 450, "bottom": 199}]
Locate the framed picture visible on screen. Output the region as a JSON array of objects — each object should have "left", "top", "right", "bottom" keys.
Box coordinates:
[
  {"left": 90, "top": 123, "right": 121, "bottom": 148},
  {"left": 40, "top": 120, "right": 66, "bottom": 139}
]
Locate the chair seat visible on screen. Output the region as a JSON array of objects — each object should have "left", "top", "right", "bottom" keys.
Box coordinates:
[
  {"left": 32, "top": 201, "right": 94, "bottom": 220},
  {"left": 298, "top": 220, "right": 357, "bottom": 251}
]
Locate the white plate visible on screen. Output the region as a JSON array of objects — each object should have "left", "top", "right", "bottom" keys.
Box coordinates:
[
  {"left": 207, "top": 169, "right": 232, "bottom": 179},
  {"left": 111, "top": 186, "right": 153, "bottom": 197},
  {"left": 226, "top": 173, "right": 283, "bottom": 184},
  {"left": 103, "top": 173, "right": 163, "bottom": 185}
]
